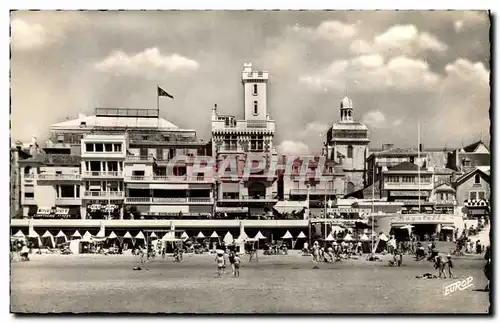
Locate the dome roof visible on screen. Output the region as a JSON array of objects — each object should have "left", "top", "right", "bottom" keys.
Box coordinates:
[
  {"left": 341, "top": 96, "right": 353, "bottom": 108},
  {"left": 331, "top": 121, "right": 368, "bottom": 131}
]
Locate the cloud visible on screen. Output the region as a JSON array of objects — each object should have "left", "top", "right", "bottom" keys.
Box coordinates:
[
  {"left": 276, "top": 140, "right": 311, "bottom": 156},
  {"left": 299, "top": 55, "right": 440, "bottom": 92},
  {"left": 94, "top": 48, "right": 199, "bottom": 78},
  {"left": 350, "top": 24, "right": 448, "bottom": 56},
  {"left": 362, "top": 110, "right": 386, "bottom": 128},
  {"left": 11, "top": 19, "right": 52, "bottom": 51},
  {"left": 291, "top": 20, "right": 358, "bottom": 41},
  {"left": 454, "top": 11, "right": 489, "bottom": 32}
]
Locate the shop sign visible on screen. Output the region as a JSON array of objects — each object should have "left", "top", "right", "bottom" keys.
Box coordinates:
[
  {"left": 391, "top": 215, "right": 454, "bottom": 223},
  {"left": 35, "top": 206, "right": 70, "bottom": 219},
  {"left": 391, "top": 191, "right": 429, "bottom": 197}
]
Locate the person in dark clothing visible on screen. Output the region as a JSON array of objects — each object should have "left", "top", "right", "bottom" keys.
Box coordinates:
[
  {"left": 228, "top": 251, "right": 236, "bottom": 275},
  {"left": 484, "top": 246, "right": 491, "bottom": 291}
]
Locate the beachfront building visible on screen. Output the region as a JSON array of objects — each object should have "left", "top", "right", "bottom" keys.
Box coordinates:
[
  {"left": 454, "top": 166, "right": 491, "bottom": 220},
  {"left": 326, "top": 96, "right": 370, "bottom": 194},
  {"left": 210, "top": 63, "right": 279, "bottom": 220},
  {"left": 16, "top": 107, "right": 214, "bottom": 224}
]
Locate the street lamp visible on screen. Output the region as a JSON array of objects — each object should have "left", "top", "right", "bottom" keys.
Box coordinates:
[{"left": 326, "top": 198, "right": 333, "bottom": 240}]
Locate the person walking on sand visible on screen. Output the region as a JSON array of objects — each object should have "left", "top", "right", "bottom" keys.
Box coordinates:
[
  {"left": 435, "top": 255, "right": 446, "bottom": 279},
  {"left": 215, "top": 252, "right": 225, "bottom": 278},
  {"left": 444, "top": 254, "right": 454, "bottom": 278},
  {"left": 228, "top": 250, "right": 236, "bottom": 276},
  {"left": 234, "top": 254, "right": 242, "bottom": 278}
]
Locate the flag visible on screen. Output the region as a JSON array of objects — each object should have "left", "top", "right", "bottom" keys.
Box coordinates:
[{"left": 158, "top": 86, "right": 174, "bottom": 99}]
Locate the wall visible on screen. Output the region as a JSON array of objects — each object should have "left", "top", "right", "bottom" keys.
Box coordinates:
[
  {"left": 456, "top": 172, "right": 490, "bottom": 204},
  {"left": 124, "top": 164, "right": 154, "bottom": 177},
  {"left": 244, "top": 81, "right": 267, "bottom": 121}
]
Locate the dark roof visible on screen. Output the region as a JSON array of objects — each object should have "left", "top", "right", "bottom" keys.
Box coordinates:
[
  {"left": 459, "top": 153, "right": 491, "bottom": 167},
  {"left": 463, "top": 140, "right": 488, "bottom": 153},
  {"left": 387, "top": 162, "right": 426, "bottom": 172},
  {"left": 19, "top": 154, "right": 81, "bottom": 166},
  {"left": 454, "top": 167, "right": 490, "bottom": 185},
  {"left": 369, "top": 147, "right": 426, "bottom": 159}
]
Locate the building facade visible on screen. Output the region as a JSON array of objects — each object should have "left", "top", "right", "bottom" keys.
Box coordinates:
[
  {"left": 326, "top": 96, "right": 370, "bottom": 194},
  {"left": 211, "top": 63, "right": 278, "bottom": 219}
]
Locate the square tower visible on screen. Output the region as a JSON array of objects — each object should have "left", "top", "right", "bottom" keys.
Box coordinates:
[{"left": 242, "top": 63, "right": 268, "bottom": 121}]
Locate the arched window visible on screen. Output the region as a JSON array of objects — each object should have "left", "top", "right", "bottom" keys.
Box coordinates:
[
  {"left": 347, "top": 145, "right": 353, "bottom": 159},
  {"left": 253, "top": 101, "right": 258, "bottom": 115},
  {"left": 475, "top": 174, "right": 481, "bottom": 184}
]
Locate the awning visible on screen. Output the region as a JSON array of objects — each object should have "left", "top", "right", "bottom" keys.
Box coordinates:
[
  {"left": 441, "top": 226, "right": 455, "bottom": 230},
  {"left": 273, "top": 201, "right": 308, "bottom": 214},
  {"left": 216, "top": 207, "right": 248, "bottom": 213},
  {"left": 127, "top": 184, "right": 150, "bottom": 189},
  {"left": 221, "top": 183, "right": 239, "bottom": 193}
]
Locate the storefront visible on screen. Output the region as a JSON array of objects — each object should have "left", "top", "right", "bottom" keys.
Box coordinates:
[
  {"left": 33, "top": 206, "right": 80, "bottom": 219},
  {"left": 376, "top": 214, "right": 465, "bottom": 242},
  {"left": 86, "top": 202, "right": 122, "bottom": 220}
]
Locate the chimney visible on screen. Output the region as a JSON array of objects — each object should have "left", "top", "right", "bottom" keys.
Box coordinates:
[{"left": 382, "top": 144, "right": 394, "bottom": 151}]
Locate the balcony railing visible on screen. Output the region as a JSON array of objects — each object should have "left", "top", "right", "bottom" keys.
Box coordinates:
[
  {"left": 125, "top": 197, "right": 213, "bottom": 204},
  {"left": 83, "top": 191, "right": 124, "bottom": 199},
  {"left": 55, "top": 197, "right": 82, "bottom": 205},
  {"left": 125, "top": 155, "right": 156, "bottom": 163},
  {"left": 125, "top": 175, "right": 214, "bottom": 183},
  {"left": 38, "top": 174, "right": 81, "bottom": 181},
  {"left": 83, "top": 171, "right": 124, "bottom": 178},
  {"left": 24, "top": 174, "right": 35, "bottom": 179},
  {"left": 219, "top": 195, "right": 277, "bottom": 202},
  {"left": 290, "top": 189, "right": 338, "bottom": 195}
]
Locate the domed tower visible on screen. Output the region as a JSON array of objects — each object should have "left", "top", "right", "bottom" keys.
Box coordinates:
[{"left": 326, "top": 96, "right": 370, "bottom": 194}]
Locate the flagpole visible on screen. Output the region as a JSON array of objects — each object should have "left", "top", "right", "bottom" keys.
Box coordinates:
[
  {"left": 157, "top": 85, "right": 160, "bottom": 128},
  {"left": 418, "top": 118, "right": 420, "bottom": 214}
]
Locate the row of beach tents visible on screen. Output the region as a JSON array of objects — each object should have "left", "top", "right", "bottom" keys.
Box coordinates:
[{"left": 10, "top": 229, "right": 308, "bottom": 247}]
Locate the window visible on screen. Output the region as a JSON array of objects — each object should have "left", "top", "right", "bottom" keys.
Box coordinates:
[
  {"left": 140, "top": 148, "right": 148, "bottom": 156},
  {"left": 475, "top": 174, "right": 481, "bottom": 184},
  {"left": 24, "top": 192, "right": 34, "bottom": 199},
  {"left": 469, "top": 191, "right": 477, "bottom": 200},
  {"left": 132, "top": 170, "right": 145, "bottom": 176},
  {"left": 114, "top": 144, "right": 122, "bottom": 152},
  {"left": 253, "top": 84, "right": 258, "bottom": 95},
  {"left": 142, "top": 136, "right": 149, "bottom": 140},
  {"left": 253, "top": 101, "right": 258, "bottom": 115},
  {"left": 75, "top": 186, "right": 80, "bottom": 198},
  {"left": 57, "top": 134, "right": 64, "bottom": 142},
  {"left": 105, "top": 143, "right": 113, "bottom": 152},
  {"left": 60, "top": 185, "right": 75, "bottom": 198},
  {"left": 95, "top": 143, "right": 103, "bottom": 152},
  {"left": 478, "top": 191, "right": 485, "bottom": 200},
  {"left": 440, "top": 193, "right": 445, "bottom": 200},
  {"left": 347, "top": 145, "right": 353, "bottom": 158},
  {"left": 86, "top": 143, "right": 94, "bottom": 152},
  {"left": 250, "top": 135, "right": 264, "bottom": 152}
]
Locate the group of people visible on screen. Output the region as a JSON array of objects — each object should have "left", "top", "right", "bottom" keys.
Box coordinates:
[
  {"left": 215, "top": 249, "right": 242, "bottom": 278},
  {"left": 307, "top": 240, "right": 364, "bottom": 263}
]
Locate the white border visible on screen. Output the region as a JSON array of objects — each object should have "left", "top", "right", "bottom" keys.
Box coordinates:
[{"left": 2, "top": 1, "right": 497, "bottom": 322}]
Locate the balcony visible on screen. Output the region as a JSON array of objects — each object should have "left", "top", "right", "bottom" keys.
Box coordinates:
[
  {"left": 83, "top": 191, "right": 124, "bottom": 199},
  {"left": 23, "top": 174, "right": 35, "bottom": 183},
  {"left": 125, "top": 197, "right": 213, "bottom": 204},
  {"left": 125, "top": 155, "right": 156, "bottom": 164},
  {"left": 384, "top": 182, "right": 434, "bottom": 191},
  {"left": 125, "top": 175, "right": 214, "bottom": 183},
  {"left": 38, "top": 174, "right": 81, "bottom": 181},
  {"left": 218, "top": 194, "right": 277, "bottom": 203},
  {"left": 82, "top": 171, "right": 124, "bottom": 179},
  {"left": 22, "top": 197, "right": 36, "bottom": 205},
  {"left": 55, "top": 197, "right": 82, "bottom": 205},
  {"left": 290, "top": 189, "right": 339, "bottom": 195}
]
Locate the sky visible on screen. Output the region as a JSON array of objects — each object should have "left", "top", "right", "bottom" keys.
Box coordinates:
[{"left": 10, "top": 10, "right": 491, "bottom": 155}]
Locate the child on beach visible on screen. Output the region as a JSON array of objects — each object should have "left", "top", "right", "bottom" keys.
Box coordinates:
[
  {"left": 434, "top": 255, "right": 446, "bottom": 278},
  {"left": 234, "top": 254, "right": 241, "bottom": 277},
  {"left": 215, "top": 253, "right": 225, "bottom": 278}
]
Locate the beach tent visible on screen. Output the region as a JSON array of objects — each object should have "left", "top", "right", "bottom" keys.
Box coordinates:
[
  {"left": 95, "top": 228, "right": 106, "bottom": 239},
  {"left": 135, "top": 231, "right": 145, "bottom": 240},
  {"left": 210, "top": 231, "right": 219, "bottom": 238},
  {"left": 378, "top": 233, "right": 389, "bottom": 242},
  {"left": 236, "top": 231, "right": 249, "bottom": 243},
  {"left": 12, "top": 230, "right": 25, "bottom": 239},
  {"left": 297, "top": 231, "right": 306, "bottom": 239},
  {"left": 372, "top": 233, "right": 389, "bottom": 254},
  {"left": 55, "top": 230, "right": 67, "bottom": 241},
  {"left": 108, "top": 231, "right": 118, "bottom": 239},
  {"left": 359, "top": 234, "right": 370, "bottom": 241},
  {"left": 82, "top": 231, "right": 93, "bottom": 242},
  {"left": 281, "top": 231, "right": 293, "bottom": 239},
  {"left": 325, "top": 233, "right": 335, "bottom": 241},
  {"left": 71, "top": 230, "right": 82, "bottom": 240},
  {"left": 196, "top": 231, "right": 206, "bottom": 239},
  {"left": 181, "top": 232, "right": 189, "bottom": 241},
  {"left": 27, "top": 228, "right": 42, "bottom": 247},
  {"left": 149, "top": 232, "right": 158, "bottom": 240},
  {"left": 41, "top": 231, "right": 55, "bottom": 248},
  {"left": 223, "top": 232, "right": 234, "bottom": 245},
  {"left": 343, "top": 233, "right": 353, "bottom": 242},
  {"left": 123, "top": 231, "right": 133, "bottom": 239},
  {"left": 254, "top": 231, "right": 266, "bottom": 240}
]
